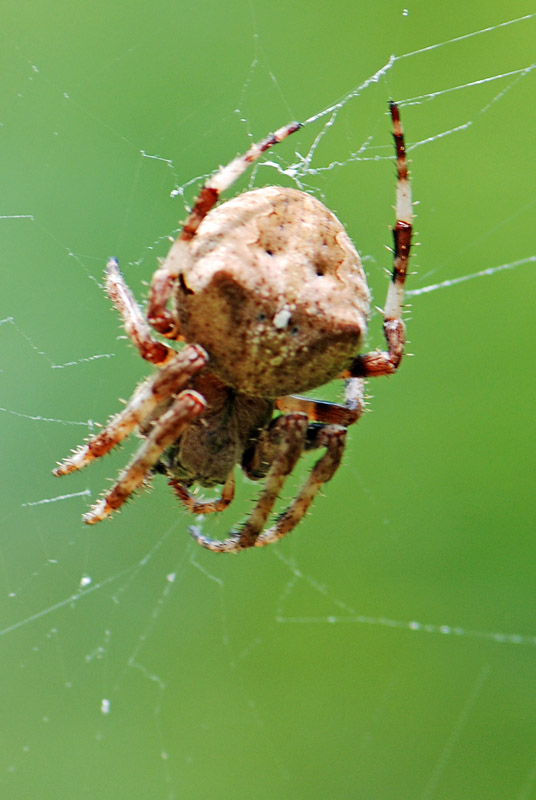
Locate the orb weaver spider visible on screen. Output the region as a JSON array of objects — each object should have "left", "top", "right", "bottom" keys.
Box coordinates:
[{"left": 54, "top": 102, "right": 412, "bottom": 553}]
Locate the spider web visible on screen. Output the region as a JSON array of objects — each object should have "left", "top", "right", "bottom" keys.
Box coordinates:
[{"left": 1, "top": 3, "right": 535, "bottom": 798}]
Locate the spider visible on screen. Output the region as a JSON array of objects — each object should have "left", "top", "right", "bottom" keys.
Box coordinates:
[{"left": 53, "top": 102, "right": 412, "bottom": 553}]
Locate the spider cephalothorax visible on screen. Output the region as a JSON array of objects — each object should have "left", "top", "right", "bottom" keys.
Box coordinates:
[{"left": 54, "top": 103, "right": 412, "bottom": 552}]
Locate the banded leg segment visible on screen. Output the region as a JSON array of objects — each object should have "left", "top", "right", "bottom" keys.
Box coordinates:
[
  {"left": 276, "top": 377, "right": 365, "bottom": 427},
  {"left": 53, "top": 345, "right": 207, "bottom": 476},
  {"left": 190, "top": 414, "right": 348, "bottom": 553},
  {"left": 169, "top": 474, "right": 235, "bottom": 515},
  {"left": 147, "top": 121, "right": 302, "bottom": 337},
  {"left": 84, "top": 390, "right": 206, "bottom": 524},
  {"left": 344, "top": 101, "right": 412, "bottom": 379},
  {"left": 190, "top": 413, "right": 309, "bottom": 552},
  {"left": 256, "top": 424, "right": 347, "bottom": 548},
  {"left": 105, "top": 258, "right": 178, "bottom": 365}
]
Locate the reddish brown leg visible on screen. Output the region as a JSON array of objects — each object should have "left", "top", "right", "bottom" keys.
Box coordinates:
[
  {"left": 276, "top": 377, "right": 365, "bottom": 427},
  {"left": 343, "top": 101, "right": 412, "bottom": 379},
  {"left": 84, "top": 390, "right": 206, "bottom": 524},
  {"left": 147, "top": 121, "right": 302, "bottom": 337},
  {"left": 105, "top": 258, "right": 179, "bottom": 365},
  {"left": 53, "top": 345, "right": 207, "bottom": 476},
  {"left": 256, "top": 424, "right": 347, "bottom": 548},
  {"left": 190, "top": 413, "right": 309, "bottom": 552},
  {"left": 190, "top": 408, "right": 349, "bottom": 552},
  {"left": 169, "top": 474, "right": 235, "bottom": 514}
]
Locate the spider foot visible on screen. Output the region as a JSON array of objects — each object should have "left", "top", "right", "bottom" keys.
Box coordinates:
[
  {"left": 170, "top": 474, "right": 235, "bottom": 514},
  {"left": 189, "top": 526, "right": 243, "bottom": 553},
  {"left": 53, "top": 444, "right": 95, "bottom": 476},
  {"left": 83, "top": 498, "right": 112, "bottom": 525}
]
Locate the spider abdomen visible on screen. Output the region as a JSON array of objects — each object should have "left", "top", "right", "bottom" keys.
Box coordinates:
[{"left": 175, "top": 187, "right": 370, "bottom": 396}]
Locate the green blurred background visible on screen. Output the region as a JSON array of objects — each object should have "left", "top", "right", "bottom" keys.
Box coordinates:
[{"left": 1, "top": 1, "right": 535, "bottom": 798}]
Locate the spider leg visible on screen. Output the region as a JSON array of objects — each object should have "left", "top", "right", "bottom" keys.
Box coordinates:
[
  {"left": 84, "top": 390, "right": 206, "bottom": 524},
  {"left": 190, "top": 385, "right": 361, "bottom": 552},
  {"left": 53, "top": 345, "right": 207, "bottom": 476},
  {"left": 343, "top": 101, "right": 412, "bottom": 379},
  {"left": 169, "top": 473, "right": 235, "bottom": 514},
  {"left": 105, "top": 257, "right": 179, "bottom": 365},
  {"left": 190, "top": 413, "right": 308, "bottom": 552},
  {"left": 276, "top": 377, "right": 365, "bottom": 427},
  {"left": 255, "top": 424, "right": 346, "bottom": 548},
  {"left": 147, "top": 120, "right": 302, "bottom": 337}
]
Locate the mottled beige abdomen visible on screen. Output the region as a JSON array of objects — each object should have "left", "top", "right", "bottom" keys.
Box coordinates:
[{"left": 175, "top": 187, "right": 370, "bottom": 396}]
